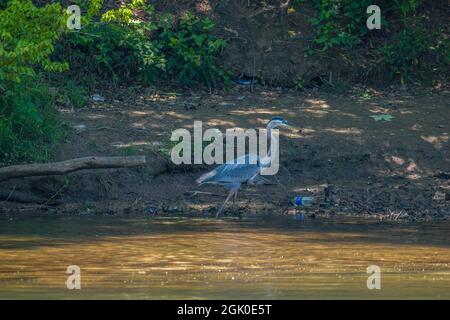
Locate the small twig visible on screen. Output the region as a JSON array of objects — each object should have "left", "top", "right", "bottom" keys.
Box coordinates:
[
  {"left": 132, "top": 197, "right": 142, "bottom": 206},
  {"left": 93, "top": 127, "right": 120, "bottom": 131},
  {"left": 186, "top": 190, "right": 222, "bottom": 197},
  {"left": 66, "top": 30, "right": 102, "bottom": 38},
  {"left": 320, "top": 75, "right": 335, "bottom": 87},
  {"left": 41, "top": 183, "right": 67, "bottom": 207},
  {"left": 0, "top": 185, "right": 16, "bottom": 204},
  {"left": 273, "top": 174, "right": 287, "bottom": 189}
]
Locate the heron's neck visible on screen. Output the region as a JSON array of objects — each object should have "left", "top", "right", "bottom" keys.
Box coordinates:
[{"left": 266, "top": 124, "right": 277, "bottom": 157}]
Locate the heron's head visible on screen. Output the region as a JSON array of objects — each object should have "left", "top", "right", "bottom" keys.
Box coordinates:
[{"left": 268, "top": 116, "right": 290, "bottom": 129}]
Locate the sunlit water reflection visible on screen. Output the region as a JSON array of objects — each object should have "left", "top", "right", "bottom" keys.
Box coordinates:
[{"left": 0, "top": 215, "right": 449, "bottom": 299}]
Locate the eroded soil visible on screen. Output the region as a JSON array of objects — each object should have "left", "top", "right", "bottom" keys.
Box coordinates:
[{"left": 1, "top": 85, "right": 449, "bottom": 220}]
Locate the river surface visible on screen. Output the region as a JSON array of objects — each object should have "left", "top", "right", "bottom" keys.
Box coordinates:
[{"left": 0, "top": 215, "right": 449, "bottom": 299}]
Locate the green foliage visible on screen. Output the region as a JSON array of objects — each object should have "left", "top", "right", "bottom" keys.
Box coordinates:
[
  {"left": 58, "top": 0, "right": 164, "bottom": 83},
  {"left": 157, "top": 12, "right": 229, "bottom": 87},
  {"left": 0, "top": 0, "right": 228, "bottom": 164},
  {"left": 0, "top": 0, "right": 66, "bottom": 164},
  {"left": 379, "top": 20, "right": 428, "bottom": 84},
  {"left": 295, "top": 0, "right": 450, "bottom": 83},
  {"left": 0, "top": 78, "right": 63, "bottom": 164},
  {"left": 55, "top": 80, "right": 88, "bottom": 109},
  {"left": 294, "top": 75, "right": 305, "bottom": 91},
  {"left": 306, "top": 0, "right": 371, "bottom": 51},
  {"left": 0, "top": 0, "right": 67, "bottom": 85},
  {"left": 57, "top": 0, "right": 227, "bottom": 87}
]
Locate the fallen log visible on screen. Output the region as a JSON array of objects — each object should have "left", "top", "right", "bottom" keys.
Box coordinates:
[{"left": 0, "top": 156, "right": 146, "bottom": 182}]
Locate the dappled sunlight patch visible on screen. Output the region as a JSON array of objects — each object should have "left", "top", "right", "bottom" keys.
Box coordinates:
[
  {"left": 384, "top": 155, "right": 406, "bottom": 166},
  {"left": 409, "top": 124, "right": 423, "bottom": 131},
  {"left": 404, "top": 160, "right": 423, "bottom": 180},
  {"left": 86, "top": 114, "right": 108, "bottom": 120},
  {"left": 369, "top": 106, "right": 393, "bottom": 114},
  {"left": 421, "top": 134, "right": 449, "bottom": 149},
  {"left": 129, "top": 110, "right": 153, "bottom": 117},
  {"left": 187, "top": 203, "right": 214, "bottom": 211},
  {"left": 162, "top": 111, "right": 193, "bottom": 120},
  {"left": 130, "top": 122, "right": 148, "bottom": 130},
  {"left": 292, "top": 183, "right": 328, "bottom": 194},
  {"left": 255, "top": 114, "right": 296, "bottom": 125},
  {"left": 205, "top": 119, "right": 237, "bottom": 127},
  {"left": 405, "top": 173, "right": 421, "bottom": 180},
  {"left": 303, "top": 104, "right": 361, "bottom": 119},
  {"left": 382, "top": 157, "right": 429, "bottom": 180},
  {"left": 332, "top": 111, "right": 359, "bottom": 119},
  {"left": 303, "top": 109, "right": 329, "bottom": 117},
  {"left": 258, "top": 90, "right": 282, "bottom": 98},
  {"left": 146, "top": 93, "right": 180, "bottom": 103},
  {"left": 230, "top": 109, "right": 293, "bottom": 118},
  {"left": 406, "top": 160, "right": 420, "bottom": 173},
  {"left": 324, "top": 127, "right": 363, "bottom": 135},
  {"left": 111, "top": 141, "right": 152, "bottom": 148},
  {"left": 59, "top": 107, "right": 76, "bottom": 114},
  {"left": 145, "top": 122, "right": 171, "bottom": 130},
  {"left": 196, "top": 0, "right": 213, "bottom": 13},
  {"left": 304, "top": 99, "right": 328, "bottom": 107}
]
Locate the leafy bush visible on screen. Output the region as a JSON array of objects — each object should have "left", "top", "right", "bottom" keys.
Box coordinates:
[
  {"left": 0, "top": 0, "right": 228, "bottom": 164},
  {"left": 0, "top": 0, "right": 67, "bottom": 85},
  {"left": 58, "top": 0, "right": 164, "bottom": 83},
  {"left": 0, "top": 0, "right": 66, "bottom": 164},
  {"left": 294, "top": 0, "right": 449, "bottom": 83},
  {"left": 55, "top": 80, "right": 88, "bottom": 109},
  {"left": 306, "top": 0, "right": 372, "bottom": 51},
  {"left": 379, "top": 20, "right": 428, "bottom": 84},
  {"left": 0, "top": 78, "right": 63, "bottom": 164},
  {"left": 57, "top": 0, "right": 227, "bottom": 87},
  {"left": 157, "top": 12, "right": 228, "bottom": 87}
]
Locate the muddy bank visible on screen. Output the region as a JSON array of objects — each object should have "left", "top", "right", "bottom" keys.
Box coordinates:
[
  {"left": 0, "top": 84, "right": 449, "bottom": 221},
  {"left": 152, "top": 0, "right": 449, "bottom": 86}
]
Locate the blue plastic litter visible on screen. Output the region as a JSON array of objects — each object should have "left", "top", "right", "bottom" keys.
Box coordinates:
[{"left": 293, "top": 196, "right": 315, "bottom": 207}]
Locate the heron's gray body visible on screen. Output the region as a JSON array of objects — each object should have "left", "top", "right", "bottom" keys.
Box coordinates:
[
  {"left": 196, "top": 116, "right": 291, "bottom": 218},
  {"left": 196, "top": 154, "right": 261, "bottom": 190}
]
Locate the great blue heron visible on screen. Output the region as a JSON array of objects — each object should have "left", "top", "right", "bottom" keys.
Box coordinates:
[{"left": 196, "top": 116, "right": 292, "bottom": 218}]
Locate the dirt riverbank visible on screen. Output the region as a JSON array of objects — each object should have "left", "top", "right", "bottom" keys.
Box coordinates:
[{"left": 1, "top": 84, "right": 449, "bottom": 221}]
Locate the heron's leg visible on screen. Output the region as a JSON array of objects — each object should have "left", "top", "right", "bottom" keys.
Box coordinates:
[
  {"left": 231, "top": 189, "right": 239, "bottom": 212},
  {"left": 273, "top": 175, "right": 286, "bottom": 188},
  {"left": 216, "top": 188, "right": 238, "bottom": 219}
]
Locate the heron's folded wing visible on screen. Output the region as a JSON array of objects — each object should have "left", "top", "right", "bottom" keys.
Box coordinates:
[{"left": 197, "top": 154, "right": 260, "bottom": 184}]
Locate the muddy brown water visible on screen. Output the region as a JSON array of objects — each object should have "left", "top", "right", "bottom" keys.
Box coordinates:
[{"left": 0, "top": 215, "right": 449, "bottom": 299}]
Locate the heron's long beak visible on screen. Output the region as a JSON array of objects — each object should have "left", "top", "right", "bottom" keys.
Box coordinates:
[{"left": 285, "top": 122, "right": 301, "bottom": 132}]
